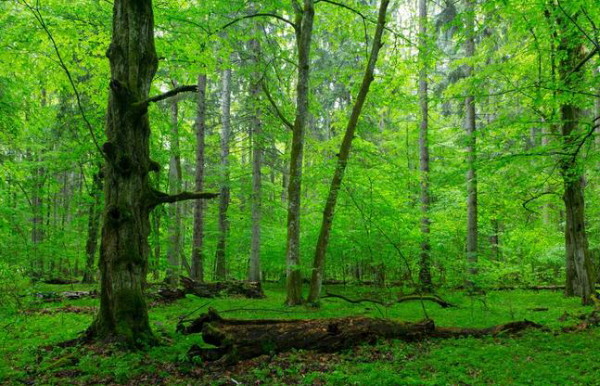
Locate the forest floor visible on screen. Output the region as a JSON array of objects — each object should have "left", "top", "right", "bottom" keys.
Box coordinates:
[{"left": 1, "top": 283, "right": 599, "bottom": 385}]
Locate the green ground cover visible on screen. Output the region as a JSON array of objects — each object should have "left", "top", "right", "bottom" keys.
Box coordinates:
[{"left": 0, "top": 283, "right": 596, "bottom": 385}]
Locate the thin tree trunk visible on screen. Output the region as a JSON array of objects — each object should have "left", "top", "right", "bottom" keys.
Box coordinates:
[
  {"left": 555, "top": 10, "right": 595, "bottom": 305},
  {"left": 215, "top": 68, "right": 231, "bottom": 281},
  {"left": 417, "top": 0, "right": 433, "bottom": 293},
  {"left": 489, "top": 218, "right": 500, "bottom": 260},
  {"left": 82, "top": 170, "right": 102, "bottom": 284},
  {"left": 191, "top": 74, "right": 208, "bottom": 282},
  {"left": 248, "top": 37, "right": 263, "bottom": 282},
  {"left": 307, "top": 0, "right": 390, "bottom": 304},
  {"left": 166, "top": 82, "right": 183, "bottom": 286},
  {"left": 285, "top": 0, "right": 315, "bottom": 306},
  {"left": 464, "top": 0, "right": 478, "bottom": 283}
]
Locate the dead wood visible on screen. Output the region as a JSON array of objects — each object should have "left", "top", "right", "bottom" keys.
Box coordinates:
[
  {"left": 322, "top": 291, "right": 456, "bottom": 308},
  {"left": 33, "top": 290, "right": 97, "bottom": 302},
  {"left": 181, "top": 308, "right": 542, "bottom": 363},
  {"left": 561, "top": 310, "right": 600, "bottom": 332},
  {"left": 179, "top": 276, "right": 265, "bottom": 299},
  {"left": 23, "top": 305, "right": 97, "bottom": 315},
  {"left": 42, "top": 278, "right": 80, "bottom": 285}
]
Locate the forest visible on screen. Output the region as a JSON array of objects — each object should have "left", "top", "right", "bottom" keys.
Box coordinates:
[{"left": 1, "top": 0, "right": 600, "bottom": 384}]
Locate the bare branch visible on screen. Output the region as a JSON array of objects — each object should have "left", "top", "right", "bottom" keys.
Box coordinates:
[
  {"left": 220, "top": 13, "right": 297, "bottom": 32},
  {"left": 149, "top": 190, "right": 218, "bottom": 208},
  {"left": 261, "top": 81, "right": 293, "bottom": 130},
  {"left": 136, "top": 85, "right": 198, "bottom": 106}
]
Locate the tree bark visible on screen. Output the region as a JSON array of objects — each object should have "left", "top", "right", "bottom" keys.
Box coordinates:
[
  {"left": 285, "top": 0, "right": 315, "bottom": 306},
  {"left": 464, "top": 0, "right": 478, "bottom": 284},
  {"left": 166, "top": 81, "right": 183, "bottom": 286},
  {"left": 181, "top": 309, "right": 542, "bottom": 363},
  {"left": 417, "top": 0, "right": 433, "bottom": 293},
  {"left": 556, "top": 10, "right": 595, "bottom": 305},
  {"left": 191, "top": 74, "right": 208, "bottom": 282},
  {"left": 215, "top": 68, "right": 231, "bottom": 281},
  {"left": 82, "top": 170, "right": 102, "bottom": 284},
  {"left": 87, "top": 0, "right": 216, "bottom": 347},
  {"left": 249, "top": 37, "right": 263, "bottom": 283},
  {"left": 307, "top": 0, "right": 390, "bottom": 305}
]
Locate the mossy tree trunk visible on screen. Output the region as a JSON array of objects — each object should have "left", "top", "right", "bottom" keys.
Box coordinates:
[
  {"left": 87, "top": 0, "right": 216, "bottom": 347},
  {"left": 285, "top": 0, "right": 314, "bottom": 306},
  {"left": 555, "top": 8, "right": 595, "bottom": 305}
]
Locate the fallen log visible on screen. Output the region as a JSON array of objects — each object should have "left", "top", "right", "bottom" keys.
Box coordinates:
[
  {"left": 33, "top": 290, "right": 97, "bottom": 302},
  {"left": 22, "top": 305, "right": 97, "bottom": 315},
  {"left": 180, "top": 276, "right": 265, "bottom": 299},
  {"left": 322, "top": 291, "right": 456, "bottom": 308},
  {"left": 181, "top": 308, "right": 542, "bottom": 363},
  {"left": 42, "top": 278, "right": 80, "bottom": 285}
]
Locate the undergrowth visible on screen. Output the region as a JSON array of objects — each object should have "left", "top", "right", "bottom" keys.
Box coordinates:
[{"left": 0, "top": 283, "right": 595, "bottom": 384}]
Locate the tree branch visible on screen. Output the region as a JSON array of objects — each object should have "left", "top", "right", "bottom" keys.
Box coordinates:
[
  {"left": 220, "top": 13, "right": 297, "bottom": 32},
  {"left": 149, "top": 190, "right": 218, "bottom": 208},
  {"left": 261, "top": 81, "right": 293, "bottom": 130},
  {"left": 136, "top": 85, "right": 198, "bottom": 106}
]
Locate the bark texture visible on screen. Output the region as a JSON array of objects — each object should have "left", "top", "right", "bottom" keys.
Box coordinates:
[
  {"left": 417, "top": 0, "right": 433, "bottom": 293},
  {"left": 307, "top": 0, "right": 390, "bottom": 304},
  {"left": 166, "top": 82, "right": 182, "bottom": 286},
  {"left": 556, "top": 10, "right": 595, "bottom": 305},
  {"left": 191, "top": 74, "right": 208, "bottom": 282},
  {"left": 285, "top": 0, "right": 315, "bottom": 306},
  {"left": 181, "top": 309, "right": 542, "bottom": 363},
  {"left": 464, "top": 0, "right": 478, "bottom": 283},
  {"left": 249, "top": 37, "right": 263, "bottom": 282},
  {"left": 87, "top": 0, "right": 216, "bottom": 347},
  {"left": 215, "top": 68, "right": 231, "bottom": 281}
]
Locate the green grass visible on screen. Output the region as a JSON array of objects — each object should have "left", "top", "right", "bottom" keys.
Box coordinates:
[{"left": 0, "top": 283, "right": 596, "bottom": 385}]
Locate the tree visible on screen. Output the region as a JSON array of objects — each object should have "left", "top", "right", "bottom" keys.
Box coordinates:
[
  {"left": 307, "top": 0, "right": 390, "bottom": 305},
  {"left": 87, "top": 0, "right": 216, "bottom": 346},
  {"left": 248, "top": 35, "right": 263, "bottom": 283},
  {"left": 166, "top": 81, "right": 183, "bottom": 286},
  {"left": 417, "top": 0, "right": 433, "bottom": 293},
  {"left": 82, "top": 169, "right": 102, "bottom": 284},
  {"left": 285, "top": 0, "right": 315, "bottom": 306},
  {"left": 215, "top": 67, "right": 232, "bottom": 281},
  {"left": 191, "top": 74, "right": 208, "bottom": 282},
  {"left": 464, "top": 0, "right": 478, "bottom": 285},
  {"left": 554, "top": 5, "right": 595, "bottom": 304}
]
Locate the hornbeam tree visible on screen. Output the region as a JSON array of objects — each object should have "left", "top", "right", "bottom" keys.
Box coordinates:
[{"left": 86, "top": 0, "right": 216, "bottom": 347}]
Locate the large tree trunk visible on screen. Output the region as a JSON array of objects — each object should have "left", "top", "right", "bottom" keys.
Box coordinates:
[
  {"left": 417, "top": 0, "right": 433, "bottom": 293},
  {"left": 215, "top": 68, "right": 231, "bottom": 281},
  {"left": 464, "top": 0, "right": 478, "bottom": 284},
  {"left": 285, "top": 0, "right": 315, "bottom": 306},
  {"left": 82, "top": 170, "right": 102, "bottom": 284},
  {"left": 191, "top": 74, "right": 208, "bottom": 282},
  {"left": 556, "top": 9, "right": 595, "bottom": 305},
  {"left": 248, "top": 37, "right": 263, "bottom": 283},
  {"left": 166, "top": 82, "right": 183, "bottom": 286},
  {"left": 87, "top": 0, "right": 216, "bottom": 347},
  {"left": 87, "top": 0, "right": 160, "bottom": 346},
  {"left": 307, "top": 0, "right": 390, "bottom": 304}
]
